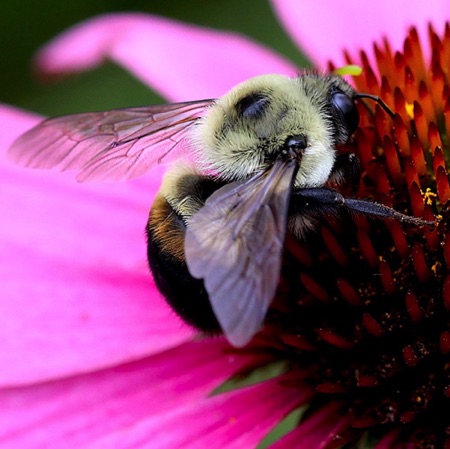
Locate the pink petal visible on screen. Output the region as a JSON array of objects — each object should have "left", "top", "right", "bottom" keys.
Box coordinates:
[
  {"left": 0, "top": 104, "right": 192, "bottom": 386},
  {"left": 0, "top": 339, "right": 256, "bottom": 449},
  {"left": 36, "top": 13, "right": 298, "bottom": 102},
  {"left": 272, "top": 0, "right": 449, "bottom": 68},
  {"left": 0, "top": 105, "right": 41, "bottom": 152},
  {"left": 88, "top": 378, "right": 313, "bottom": 449}
]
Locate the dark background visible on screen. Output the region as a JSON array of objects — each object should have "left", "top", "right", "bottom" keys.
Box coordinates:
[{"left": 0, "top": 0, "right": 309, "bottom": 116}]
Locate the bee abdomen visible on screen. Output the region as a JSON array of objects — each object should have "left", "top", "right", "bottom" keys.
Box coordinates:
[{"left": 146, "top": 190, "right": 221, "bottom": 333}]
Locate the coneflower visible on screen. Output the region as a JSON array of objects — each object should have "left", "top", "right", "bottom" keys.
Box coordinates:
[
  {"left": 2, "top": 5, "right": 450, "bottom": 449},
  {"left": 234, "top": 24, "right": 450, "bottom": 448}
]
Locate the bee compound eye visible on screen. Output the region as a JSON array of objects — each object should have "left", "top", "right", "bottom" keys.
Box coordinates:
[
  {"left": 236, "top": 93, "right": 270, "bottom": 119},
  {"left": 331, "top": 91, "right": 360, "bottom": 135}
]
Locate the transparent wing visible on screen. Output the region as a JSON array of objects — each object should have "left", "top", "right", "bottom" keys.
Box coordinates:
[
  {"left": 185, "top": 159, "right": 297, "bottom": 347},
  {"left": 8, "top": 99, "right": 214, "bottom": 181}
]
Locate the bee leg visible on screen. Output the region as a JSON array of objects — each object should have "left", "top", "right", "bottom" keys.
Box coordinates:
[
  {"left": 288, "top": 187, "right": 346, "bottom": 238},
  {"left": 291, "top": 187, "right": 433, "bottom": 227},
  {"left": 146, "top": 174, "right": 225, "bottom": 334},
  {"left": 290, "top": 187, "right": 345, "bottom": 217},
  {"left": 343, "top": 198, "right": 434, "bottom": 226}
]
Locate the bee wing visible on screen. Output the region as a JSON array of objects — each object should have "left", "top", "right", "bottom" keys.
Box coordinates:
[
  {"left": 185, "top": 159, "right": 297, "bottom": 347},
  {"left": 8, "top": 99, "right": 214, "bottom": 181}
]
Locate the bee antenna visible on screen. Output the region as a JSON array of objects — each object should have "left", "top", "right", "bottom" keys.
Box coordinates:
[{"left": 354, "top": 93, "right": 395, "bottom": 119}]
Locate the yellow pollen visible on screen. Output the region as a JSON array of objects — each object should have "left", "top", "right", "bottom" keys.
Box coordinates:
[
  {"left": 424, "top": 188, "right": 437, "bottom": 205},
  {"left": 334, "top": 65, "right": 363, "bottom": 76},
  {"left": 405, "top": 102, "right": 415, "bottom": 119},
  {"left": 431, "top": 262, "right": 441, "bottom": 274}
]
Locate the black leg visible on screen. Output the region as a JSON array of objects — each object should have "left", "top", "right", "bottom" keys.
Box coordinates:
[
  {"left": 291, "top": 187, "right": 434, "bottom": 227},
  {"left": 344, "top": 198, "right": 434, "bottom": 226}
]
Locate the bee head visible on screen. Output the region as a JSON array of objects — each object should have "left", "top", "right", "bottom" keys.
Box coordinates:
[{"left": 195, "top": 74, "right": 362, "bottom": 187}]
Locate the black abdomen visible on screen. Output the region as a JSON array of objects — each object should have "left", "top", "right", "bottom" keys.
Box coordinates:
[{"left": 146, "top": 193, "right": 221, "bottom": 333}]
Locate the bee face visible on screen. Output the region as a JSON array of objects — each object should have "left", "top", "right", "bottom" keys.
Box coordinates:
[{"left": 195, "top": 74, "right": 358, "bottom": 188}]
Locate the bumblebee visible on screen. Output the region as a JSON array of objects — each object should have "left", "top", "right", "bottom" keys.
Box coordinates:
[{"left": 9, "top": 74, "right": 431, "bottom": 347}]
